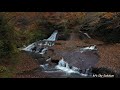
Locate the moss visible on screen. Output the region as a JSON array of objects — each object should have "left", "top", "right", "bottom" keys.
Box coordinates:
[{"left": 0, "top": 65, "right": 15, "bottom": 78}]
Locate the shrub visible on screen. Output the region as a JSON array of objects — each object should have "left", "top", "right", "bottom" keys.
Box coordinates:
[
  {"left": 37, "top": 18, "right": 70, "bottom": 41},
  {"left": 0, "top": 15, "right": 17, "bottom": 61},
  {"left": 80, "top": 15, "right": 120, "bottom": 43},
  {"left": 0, "top": 66, "right": 7, "bottom": 73}
]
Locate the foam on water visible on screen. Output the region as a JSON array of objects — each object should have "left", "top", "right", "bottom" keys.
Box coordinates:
[
  {"left": 80, "top": 45, "right": 97, "bottom": 53},
  {"left": 40, "top": 57, "right": 93, "bottom": 77},
  {"left": 83, "top": 45, "right": 96, "bottom": 50},
  {"left": 39, "top": 47, "right": 48, "bottom": 55},
  {"left": 47, "top": 30, "right": 58, "bottom": 41},
  {"left": 22, "top": 43, "right": 36, "bottom": 52},
  {"left": 80, "top": 73, "right": 88, "bottom": 77},
  {"left": 21, "top": 30, "right": 58, "bottom": 53},
  {"left": 55, "top": 65, "right": 80, "bottom": 74},
  {"left": 55, "top": 58, "right": 80, "bottom": 74},
  {"left": 40, "top": 64, "right": 49, "bottom": 70}
]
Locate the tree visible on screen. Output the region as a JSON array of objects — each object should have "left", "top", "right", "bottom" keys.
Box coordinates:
[
  {"left": 0, "top": 16, "right": 16, "bottom": 60},
  {"left": 93, "top": 16, "right": 120, "bottom": 43},
  {"left": 36, "top": 18, "right": 64, "bottom": 40}
]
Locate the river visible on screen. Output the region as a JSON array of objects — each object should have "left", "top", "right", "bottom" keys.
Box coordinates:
[{"left": 20, "top": 31, "right": 99, "bottom": 78}]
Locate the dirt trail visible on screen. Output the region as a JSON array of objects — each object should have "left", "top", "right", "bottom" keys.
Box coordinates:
[{"left": 63, "top": 33, "right": 81, "bottom": 50}]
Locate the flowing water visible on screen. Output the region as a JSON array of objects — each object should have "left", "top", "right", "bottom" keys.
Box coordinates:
[
  {"left": 84, "top": 33, "right": 91, "bottom": 39},
  {"left": 38, "top": 46, "right": 99, "bottom": 78},
  {"left": 20, "top": 31, "right": 99, "bottom": 78}
]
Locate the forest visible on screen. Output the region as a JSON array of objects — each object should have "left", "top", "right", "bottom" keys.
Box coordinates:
[{"left": 0, "top": 12, "right": 120, "bottom": 78}]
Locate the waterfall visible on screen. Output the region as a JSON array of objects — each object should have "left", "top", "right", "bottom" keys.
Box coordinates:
[
  {"left": 84, "top": 33, "right": 91, "bottom": 39},
  {"left": 40, "top": 57, "right": 93, "bottom": 77},
  {"left": 55, "top": 58, "right": 80, "bottom": 74},
  {"left": 65, "top": 63, "right": 70, "bottom": 69},
  {"left": 39, "top": 47, "right": 48, "bottom": 55},
  {"left": 22, "top": 43, "right": 36, "bottom": 52},
  {"left": 58, "top": 58, "right": 66, "bottom": 67},
  {"left": 47, "top": 30, "right": 58, "bottom": 41},
  {"left": 89, "top": 45, "right": 97, "bottom": 50},
  {"left": 46, "top": 58, "right": 51, "bottom": 62},
  {"left": 40, "top": 64, "right": 49, "bottom": 70},
  {"left": 80, "top": 45, "right": 97, "bottom": 52},
  {"left": 58, "top": 58, "right": 71, "bottom": 69},
  {"left": 21, "top": 30, "right": 58, "bottom": 53}
]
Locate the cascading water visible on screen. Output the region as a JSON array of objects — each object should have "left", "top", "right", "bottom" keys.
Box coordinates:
[
  {"left": 58, "top": 58, "right": 66, "bottom": 67},
  {"left": 80, "top": 45, "right": 97, "bottom": 53},
  {"left": 46, "top": 30, "right": 58, "bottom": 41},
  {"left": 22, "top": 43, "right": 36, "bottom": 52},
  {"left": 39, "top": 47, "right": 48, "bottom": 55},
  {"left": 40, "top": 64, "right": 49, "bottom": 70},
  {"left": 55, "top": 58, "right": 80, "bottom": 74},
  {"left": 40, "top": 57, "right": 93, "bottom": 77},
  {"left": 84, "top": 33, "right": 91, "bottom": 39},
  {"left": 21, "top": 30, "right": 58, "bottom": 54},
  {"left": 19, "top": 30, "right": 98, "bottom": 78},
  {"left": 46, "top": 58, "right": 51, "bottom": 62},
  {"left": 79, "top": 31, "right": 91, "bottom": 39}
]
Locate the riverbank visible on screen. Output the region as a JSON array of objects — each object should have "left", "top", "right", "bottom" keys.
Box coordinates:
[
  {"left": 1, "top": 35, "right": 120, "bottom": 78},
  {"left": 0, "top": 52, "right": 39, "bottom": 78},
  {"left": 14, "top": 34, "right": 120, "bottom": 78},
  {"left": 96, "top": 44, "right": 120, "bottom": 74}
]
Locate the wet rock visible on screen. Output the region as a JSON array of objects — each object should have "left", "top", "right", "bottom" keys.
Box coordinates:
[{"left": 51, "top": 54, "right": 62, "bottom": 64}]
